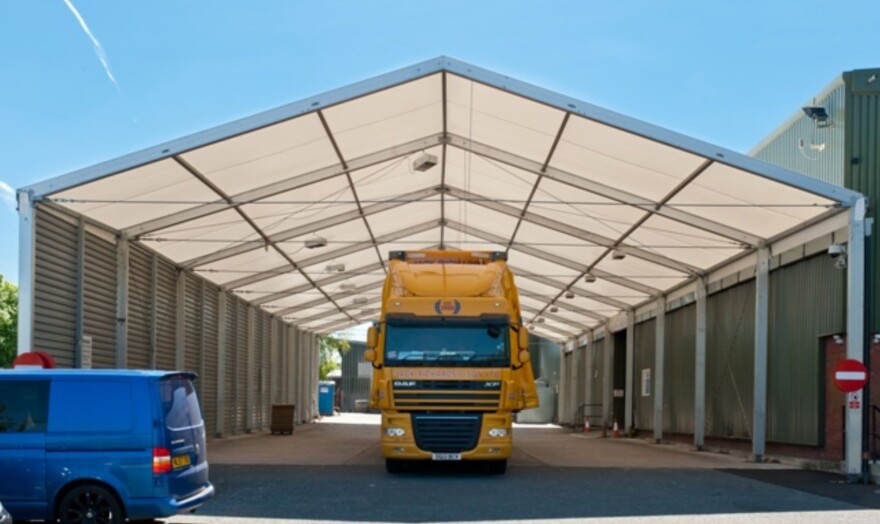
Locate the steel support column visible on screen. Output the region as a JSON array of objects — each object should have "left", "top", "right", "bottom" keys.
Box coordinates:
[
  {"left": 116, "top": 235, "right": 130, "bottom": 368},
  {"left": 74, "top": 218, "right": 86, "bottom": 368},
  {"left": 149, "top": 254, "right": 158, "bottom": 369},
  {"left": 560, "top": 348, "right": 570, "bottom": 425},
  {"left": 584, "top": 331, "right": 594, "bottom": 408},
  {"left": 753, "top": 247, "right": 771, "bottom": 461},
  {"left": 846, "top": 197, "right": 867, "bottom": 481},
  {"left": 694, "top": 277, "right": 708, "bottom": 450},
  {"left": 16, "top": 191, "right": 35, "bottom": 355},
  {"left": 625, "top": 311, "right": 635, "bottom": 436},
  {"left": 216, "top": 290, "right": 227, "bottom": 437},
  {"left": 654, "top": 296, "right": 666, "bottom": 443},
  {"left": 175, "top": 270, "right": 185, "bottom": 371}
]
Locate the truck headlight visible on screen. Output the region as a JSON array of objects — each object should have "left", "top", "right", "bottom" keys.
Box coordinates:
[
  {"left": 385, "top": 427, "right": 406, "bottom": 437},
  {"left": 488, "top": 428, "right": 508, "bottom": 438}
]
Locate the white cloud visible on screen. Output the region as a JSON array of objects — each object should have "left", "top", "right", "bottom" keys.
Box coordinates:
[
  {"left": 61, "top": 0, "right": 118, "bottom": 86},
  {"left": 0, "top": 181, "right": 15, "bottom": 213}
]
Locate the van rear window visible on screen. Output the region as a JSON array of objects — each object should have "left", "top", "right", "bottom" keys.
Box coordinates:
[{"left": 159, "top": 378, "right": 203, "bottom": 430}]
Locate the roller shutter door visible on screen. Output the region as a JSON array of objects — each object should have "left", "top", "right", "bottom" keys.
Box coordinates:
[
  {"left": 33, "top": 208, "right": 77, "bottom": 367},
  {"left": 82, "top": 231, "right": 117, "bottom": 369},
  {"left": 202, "top": 284, "right": 219, "bottom": 438},
  {"left": 127, "top": 245, "right": 153, "bottom": 369},
  {"left": 154, "top": 258, "right": 177, "bottom": 371}
]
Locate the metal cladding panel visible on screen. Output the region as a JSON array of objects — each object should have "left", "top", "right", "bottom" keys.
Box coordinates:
[
  {"left": 224, "top": 293, "right": 237, "bottom": 434},
  {"left": 845, "top": 69, "right": 880, "bottom": 330},
  {"left": 33, "top": 207, "right": 77, "bottom": 367},
  {"left": 767, "top": 254, "right": 845, "bottom": 445},
  {"left": 201, "top": 282, "right": 220, "bottom": 440},
  {"left": 127, "top": 244, "right": 153, "bottom": 369},
  {"left": 235, "top": 298, "right": 248, "bottom": 434},
  {"left": 632, "top": 319, "right": 656, "bottom": 431},
  {"left": 340, "top": 341, "right": 370, "bottom": 412},
  {"left": 589, "top": 337, "right": 604, "bottom": 408},
  {"left": 706, "top": 281, "right": 755, "bottom": 440},
  {"left": 82, "top": 232, "right": 118, "bottom": 368},
  {"left": 184, "top": 272, "right": 202, "bottom": 374},
  {"left": 752, "top": 81, "right": 845, "bottom": 187},
  {"left": 663, "top": 304, "right": 696, "bottom": 435},
  {"left": 154, "top": 258, "right": 177, "bottom": 371}
]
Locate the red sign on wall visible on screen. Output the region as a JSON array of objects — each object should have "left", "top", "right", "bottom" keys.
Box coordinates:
[{"left": 833, "top": 359, "right": 869, "bottom": 393}]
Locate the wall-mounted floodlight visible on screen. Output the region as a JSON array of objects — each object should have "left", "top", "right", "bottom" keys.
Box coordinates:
[
  {"left": 305, "top": 236, "right": 327, "bottom": 249},
  {"left": 325, "top": 263, "right": 346, "bottom": 272},
  {"left": 802, "top": 106, "right": 829, "bottom": 123}
]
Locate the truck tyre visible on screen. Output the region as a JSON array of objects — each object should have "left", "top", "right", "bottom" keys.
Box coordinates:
[
  {"left": 385, "top": 458, "right": 405, "bottom": 474},
  {"left": 58, "top": 484, "right": 123, "bottom": 524},
  {"left": 484, "top": 459, "right": 507, "bottom": 475}
]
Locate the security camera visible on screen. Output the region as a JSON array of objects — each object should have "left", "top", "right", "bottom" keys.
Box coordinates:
[{"left": 828, "top": 244, "right": 846, "bottom": 257}]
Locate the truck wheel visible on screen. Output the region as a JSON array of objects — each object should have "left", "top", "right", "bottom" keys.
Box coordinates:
[
  {"left": 484, "top": 459, "right": 507, "bottom": 475},
  {"left": 385, "top": 458, "right": 405, "bottom": 474},
  {"left": 58, "top": 484, "right": 123, "bottom": 524}
]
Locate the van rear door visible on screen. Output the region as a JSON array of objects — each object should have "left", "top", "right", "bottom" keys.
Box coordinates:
[{"left": 158, "top": 375, "right": 208, "bottom": 499}]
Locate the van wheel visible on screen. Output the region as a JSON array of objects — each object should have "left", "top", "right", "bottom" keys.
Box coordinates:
[
  {"left": 58, "top": 484, "right": 123, "bottom": 524},
  {"left": 385, "top": 458, "right": 405, "bottom": 474}
]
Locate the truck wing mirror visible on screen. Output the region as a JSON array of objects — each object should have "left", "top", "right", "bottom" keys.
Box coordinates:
[
  {"left": 518, "top": 326, "right": 529, "bottom": 350},
  {"left": 518, "top": 350, "right": 530, "bottom": 364},
  {"left": 367, "top": 326, "right": 378, "bottom": 348},
  {"left": 364, "top": 349, "right": 376, "bottom": 362}
]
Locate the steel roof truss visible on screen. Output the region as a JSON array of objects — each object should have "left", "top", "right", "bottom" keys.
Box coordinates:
[{"left": 252, "top": 261, "right": 384, "bottom": 306}]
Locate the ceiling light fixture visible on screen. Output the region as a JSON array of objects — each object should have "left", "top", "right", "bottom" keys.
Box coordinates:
[
  {"left": 550, "top": 306, "right": 558, "bottom": 313},
  {"left": 612, "top": 249, "right": 626, "bottom": 260},
  {"left": 353, "top": 296, "right": 368, "bottom": 305},
  {"left": 565, "top": 291, "right": 575, "bottom": 299},
  {"left": 412, "top": 152, "right": 438, "bottom": 172},
  {"left": 305, "top": 236, "right": 327, "bottom": 249},
  {"left": 584, "top": 273, "right": 597, "bottom": 283},
  {"left": 325, "top": 263, "right": 345, "bottom": 272}
]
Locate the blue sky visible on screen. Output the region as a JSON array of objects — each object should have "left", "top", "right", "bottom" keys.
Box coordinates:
[{"left": 1, "top": 0, "right": 878, "bottom": 284}]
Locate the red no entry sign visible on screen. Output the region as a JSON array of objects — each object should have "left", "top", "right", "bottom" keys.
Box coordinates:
[{"left": 833, "top": 359, "right": 869, "bottom": 393}]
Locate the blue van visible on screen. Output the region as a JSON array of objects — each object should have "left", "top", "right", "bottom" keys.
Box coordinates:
[{"left": 0, "top": 370, "right": 214, "bottom": 522}]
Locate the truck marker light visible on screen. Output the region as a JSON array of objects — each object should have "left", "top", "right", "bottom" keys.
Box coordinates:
[
  {"left": 385, "top": 427, "right": 406, "bottom": 437},
  {"left": 153, "top": 448, "right": 172, "bottom": 474}
]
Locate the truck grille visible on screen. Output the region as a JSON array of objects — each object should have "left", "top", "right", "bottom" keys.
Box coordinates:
[
  {"left": 412, "top": 413, "right": 482, "bottom": 453},
  {"left": 392, "top": 380, "right": 501, "bottom": 411}
]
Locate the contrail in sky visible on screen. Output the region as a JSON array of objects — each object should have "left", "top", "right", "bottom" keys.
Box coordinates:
[
  {"left": 61, "top": 0, "right": 118, "bottom": 85},
  {"left": 0, "top": 181, "right": 16, "bottom": 213}
]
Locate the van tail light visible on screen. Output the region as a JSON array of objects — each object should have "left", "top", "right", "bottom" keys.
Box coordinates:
[{"left": 153, "top": 448, "right": 172, "bottom": 474}]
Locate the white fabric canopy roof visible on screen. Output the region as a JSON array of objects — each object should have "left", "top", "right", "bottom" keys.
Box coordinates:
[{"left": 29, "top": 57, "right": 861, "bottom": 341}]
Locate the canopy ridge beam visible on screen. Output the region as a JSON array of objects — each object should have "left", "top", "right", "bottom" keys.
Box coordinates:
[
  {"left": 123, "top": 134, "right": 445, "bottom": 238},
  {"left": 277, "top": 279, "right": 385, "bottom": 318},
  {"left": 443, "top": 219, "right": 632, "bottom": 310},
  {"left": 445, "top": 133, "right": 762, "bottom": 247},
  {"left": 172, "top": 155, "right": 360, "bottom": 325},
  {"left": 517, "top": 289, "right": 609, "bottom": 322},
  {"left": 251, "top": 261, "right": 384, "bottom": 306},
  {"left": 440, "top": 71, "right": 448, "bottom": 249},
  {"left": 445, "top": 185, "right": 698, "bottom": 276},
  {"left": 317, "top": 110, "right": 387, "bottom": 274},
  {"left": 504, "top": 113, "right": 570, "bottom": 254},
  {"left": 222, "top": 219, "right": 441, "bottom": 290},
  {"left": 180, "top": 186, "right": 440, "bottom": 269}
]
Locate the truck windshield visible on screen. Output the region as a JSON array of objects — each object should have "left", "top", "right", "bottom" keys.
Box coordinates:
[{"left": 383, "top": 319, "right": 510, "bottom": 367}]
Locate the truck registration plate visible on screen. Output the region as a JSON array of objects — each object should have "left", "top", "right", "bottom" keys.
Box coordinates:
[{"left": 432, "top": 453, "right": 462, "bottom": 461}]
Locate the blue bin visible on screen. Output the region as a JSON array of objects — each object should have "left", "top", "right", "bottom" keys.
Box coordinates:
[{"left": 318, "top": 381, "right": 335, "bottom": 416}]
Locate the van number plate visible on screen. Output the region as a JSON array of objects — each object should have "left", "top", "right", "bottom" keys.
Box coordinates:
[
  {"left": 432, "top": 453, "right": 462, "bottom": 461},
  {"left": 172, "top": 454, "right": 192, "bottom": 469}
]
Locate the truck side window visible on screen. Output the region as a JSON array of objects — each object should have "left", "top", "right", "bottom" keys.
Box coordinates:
[{"left": 0, "top": 381, "right": 49, "bottom": 433}]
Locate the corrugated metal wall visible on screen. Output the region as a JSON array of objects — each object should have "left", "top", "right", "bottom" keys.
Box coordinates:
[
  {"left": 752, "top": 80, "right": 846, "bottom": 186},
  {"left": 845, "top": 68, "right": 880, "bottom": 331},
  {"left": 29, "top": 205, "right": 319, "bottom": 439},
  {"left": 767, "top": 254, "right": 845, "bottom": 445},
  {"left": 589, "top": 335, "right": 605, "bottom": 410},
  {"left": 33, "top": 209, "right": 77, "bottom": 368},
  {"left": 633, "top": 319, "right": 656, "bottom": 431},
  {"left": 663, "top": 304, "right": 696, "bottom": 435}
]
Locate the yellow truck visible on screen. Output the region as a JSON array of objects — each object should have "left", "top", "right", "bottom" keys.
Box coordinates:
[{"left": 364, "top": 250, "right": 539, "bottom": 474}]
